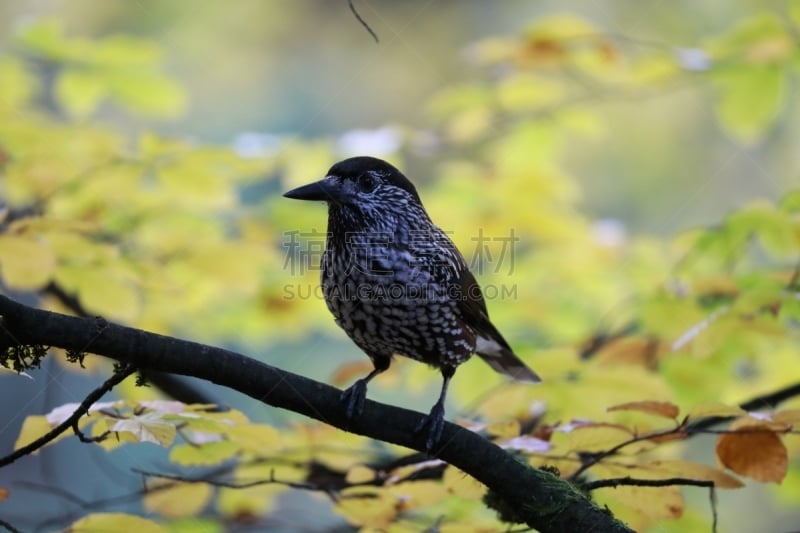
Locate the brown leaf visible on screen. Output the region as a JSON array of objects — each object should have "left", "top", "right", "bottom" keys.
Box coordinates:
[
  {"left": 607, "top": 400, "right": 679, "bottom": 419},
  {"left": 533, "top": 424, "right": 554, "bottom": 442},
  {"left": 593, "top": 336, "right": 664, "bottom": 368},
  {"left": 715, "top": 423, "right": 788, "bottom": 483},
  {"left": 330, "top": 361, "right": 375, "bottom": 387},
  {"left": 773, "top": 408, "right": 800, "bottom": 425},
  {"left": 645, "top": 430, "right": 688, "bottom": 444}
]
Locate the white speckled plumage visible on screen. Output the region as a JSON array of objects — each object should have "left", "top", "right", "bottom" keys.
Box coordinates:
[{"left": 284, "top": 156, "right": 540, "bottom": 450}]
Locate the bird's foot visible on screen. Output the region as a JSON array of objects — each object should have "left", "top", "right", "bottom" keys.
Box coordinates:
[
  {"left": 340, "top": 378, "right": 368, "bottom": 419},
  {"left": 414, "top": 401, "right": 446, "bottom": 453}
]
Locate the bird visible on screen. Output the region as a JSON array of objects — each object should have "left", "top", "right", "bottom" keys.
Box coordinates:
[{"left": 283, "top": 156, "right": 540, "bottom": 451}]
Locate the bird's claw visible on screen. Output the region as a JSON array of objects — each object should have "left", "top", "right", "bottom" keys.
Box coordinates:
[
  {"left": 414, "top": 402, "right": 446, "bottom": 453},
  {"left": 340, "top": 378, "right": 368, "bottom": 420}
]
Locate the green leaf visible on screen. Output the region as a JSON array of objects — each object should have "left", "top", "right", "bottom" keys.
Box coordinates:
[
  {"left": 496, "top": 74, "right": 563, "bottom": 111},
  {"left": 55, "top": 70, "right": 108, "bottom": 119},
  {"left": 0, "top": 234, "right": 57, "bottom": 290},
  {"left": 69, "top": 513, "right": 166, "bottom": 533},
  {"left": 713, "top": 65, "right": 785, "bottom": 143},
  {"left": 108, "top": 72, "right": 187, "bottom": 118},
  {"left": 14, "top": 19, "right": 68, "bottom": 60},
  {"left": 727, "top": 201, "right": 799, "bottom": 259},
  {"left": 708, "top": 12, "right": 792, "bottom": 65},
  {"left": 90, "top": 35, "right": 163, "bottom": 68},
  {"left": 0, "top": 57, "right": 37, "bottom": 110},
  {"left": 779, "top": 190, "right": 800, "bottom": 214}
]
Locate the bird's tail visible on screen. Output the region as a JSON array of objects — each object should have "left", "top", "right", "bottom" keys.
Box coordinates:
[{"left": 475, "top": 336, "right": 541, "bottom": 383}]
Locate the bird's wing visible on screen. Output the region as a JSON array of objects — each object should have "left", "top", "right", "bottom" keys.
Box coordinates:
[{"left": 455, "top": 266, "right": 541, "bottom": 383}]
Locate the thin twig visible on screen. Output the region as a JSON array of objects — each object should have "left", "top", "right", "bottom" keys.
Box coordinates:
[
  {"left": 348, "top": 0, "right": 379, "bottom": 43},
  {"left": 0, "top": 519, "right": 23, "bottom": 533},
  {"left": 71, "top": 418, "right": 111, "bottom": 443},
  {"left": 584, "top": 476, "right": 714, "bottom": 491},
  {"left": 585, "top": 476, "right": 718, "bottom": 533},
  {"left": 0, "top": 364, "right": 135, "bottom": 468},
  {"left": 131, "top": 467, "right": 324, "bottom": 492}
]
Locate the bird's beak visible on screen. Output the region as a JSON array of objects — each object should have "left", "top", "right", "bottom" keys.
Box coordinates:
[{"left": 283, "top": 177, "right": 344, "bottom": 203}]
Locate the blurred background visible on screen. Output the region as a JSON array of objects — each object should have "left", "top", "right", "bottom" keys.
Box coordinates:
[
  {"left": 1, "top": 0, "right": 795, "bottom": 231},
  {"left": 1, "top": 1, "right": 799, "bottom": 532}
]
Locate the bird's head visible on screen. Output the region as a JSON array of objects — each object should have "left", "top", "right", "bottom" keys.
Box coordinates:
[{"left": 283, "top": 157, "right": 424, "bottom": 227}]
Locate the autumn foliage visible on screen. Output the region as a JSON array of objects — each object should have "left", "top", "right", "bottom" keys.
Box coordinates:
[{"left": 1, "top": 8, "right": 800, "bottom": 533}]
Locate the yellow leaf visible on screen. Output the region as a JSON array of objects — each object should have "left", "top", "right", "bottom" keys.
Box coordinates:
[
  {"left": 713, "top": 65, "right": 785, "bottom": 144},
  {"left": 0, "top": 57, "right": 36, "bottom": 110},
  {"left": 346, "top": 465, "right": 376, "bottom": 484},
  {"left": 773, "top": 408, "right": 800, "bottom": 425},
  {"left": 716, "top": 422, "right": 788, "bottom": 483},
  {"left": 563, "top": 423, "right": 636, "bottom": 453},
  {"left": 387, "top": 480, "right": 449, "bottom": 512},
  {"left": 143, "top": 481, "right": 213, "bottom": 518},
  {"left": 110, "top": 412, "right": 177, "bottom": 446},
  {"left": 0, "top": 234, "right": 57, "bottom": 289},
  {"left": 607, "top": 400, "right": 680, "bottom": 419},
  {"left": 685, "top": 402, "right": 747, "bottom": 420},
  {"left": 496, "top": 74, "right": 563, "bottom": 111},
  {"left": 169, "top": 441, "right": 240, "bottom": 466},
  {"left": 224, "top": 424, "right": 282, "bottom": 454},
  {"left": 233, "top": 461, "right": 307, "bottom": 485},
  {"left": 642, "top": 459, "right": 744, "bottom": 489},
  {"left": 443, "top": 466, "right": 486, "bottom": 500},
  {"left": 0, "top": 488, "right": 8, "bottom": 501},
  {"left": 157, "top": 158, "right": 235, "bottom": 209},
  {"left": 55, "top": 70, "right": 107, "bottom": 119},
  {"left": 68, "top": 513, "right": 166, "bottom": 533},
  {"left": 597, "top": 483, "right": 684, "bottom": 521},
  {"left": 14, "top": 416, "right": 68, "bottom": 452},
  {"left": 109, "top": 71, "right": 187, "bottom": 118},
  {"left": 336, "top": 487, "right": 397, "bottom": 529},
  {"left": 74, "top": 270, "right": 141, "bottom": 323},
  {"left": 216, "top": 484, "right": 284, "bottom": 518},
  {"left": 485, "top": 419, "right": 520, "bottom": 439}
]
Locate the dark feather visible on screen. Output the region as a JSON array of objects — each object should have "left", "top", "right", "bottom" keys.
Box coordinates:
[{"left": 456, "top": 268, "right": 541, "bottom": 382}]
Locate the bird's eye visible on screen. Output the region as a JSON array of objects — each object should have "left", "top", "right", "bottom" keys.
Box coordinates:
[{"left": 357, "top": 173, "right": 377, "bottom": 193}]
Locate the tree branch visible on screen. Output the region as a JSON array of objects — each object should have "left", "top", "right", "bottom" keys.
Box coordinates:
[
  {"left": 347, "top": 0, "right": 379, "bottom": 43},
  {"left": 0, "top": 361, "right": 135, "bottom": 467},
  {"left": 583, "top": 476, "right": 713, "bottom": 491},
  {"left": 0, "top": 518, "right": 23, "bottom": 533},
  {"left": 583, "top": 477, "right": 718, "bottom": 533},
  {"left": 44, "top": 281, "right": 218, "bottom": 406},
  {"left": 0, "top": 295, "right": 632, "bottom": 533},
  {"left": 684, "top": 381, "right": 800, "bottom": 433}
]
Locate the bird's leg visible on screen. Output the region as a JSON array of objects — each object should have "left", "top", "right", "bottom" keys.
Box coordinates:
[
  {"left": 340, "top": 356, "right": 390, "bottom": 419},
  {"left": 414, "top": 366, "right": 455, "bottom": 452}
]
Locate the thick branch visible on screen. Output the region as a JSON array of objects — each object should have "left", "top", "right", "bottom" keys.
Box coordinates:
[
  {"left": 0, "top": 295, "right": 631, "bottom": 533},
  {"left": 44, "top": 281, "right": 217, "bottom": 405}
]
